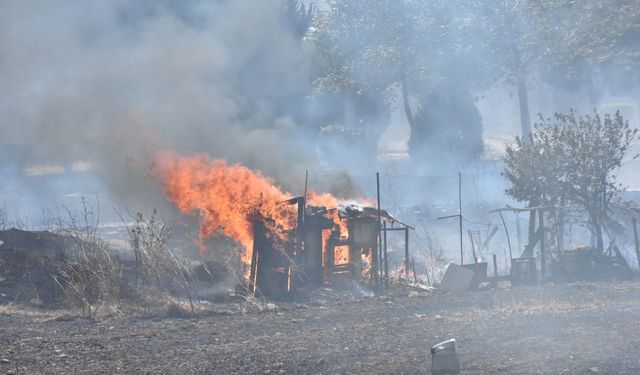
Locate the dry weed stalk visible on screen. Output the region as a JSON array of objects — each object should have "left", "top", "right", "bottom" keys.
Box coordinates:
[
  {"left": 124, "top": 210, "right": 197, "bottom": 317},
  {"left": 54, "top": 197, "right": 122, "bottom": 318}
]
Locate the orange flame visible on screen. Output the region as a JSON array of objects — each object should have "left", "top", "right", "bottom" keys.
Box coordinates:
[{"left": 151, "top": 152, "right": 352, "bottom": 266}]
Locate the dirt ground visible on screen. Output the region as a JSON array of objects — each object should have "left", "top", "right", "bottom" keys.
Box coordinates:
[{"left": 2, "top": 280, "right": 640, "bottom": 374}]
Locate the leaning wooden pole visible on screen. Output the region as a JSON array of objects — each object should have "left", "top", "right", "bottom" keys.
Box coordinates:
[
  {"left": 632, "top": 217, "right": 640, "bottom": 272},
  {"left": 498, "top": 211, "right": 513, "bottom": 261},
  {"left": 249, "top": 222, "right": 261, "bottom": 295}
]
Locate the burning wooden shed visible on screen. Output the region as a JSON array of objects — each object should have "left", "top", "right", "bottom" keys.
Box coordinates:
[{"left": 247, "top": 198, "right": 397, "bottom": 299}]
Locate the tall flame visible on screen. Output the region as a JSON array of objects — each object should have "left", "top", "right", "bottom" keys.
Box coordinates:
[{"left": 150, "top": 152, "right": 341, "bottom": 264}]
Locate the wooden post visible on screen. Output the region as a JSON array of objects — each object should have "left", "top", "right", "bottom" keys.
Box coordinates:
[
  {"left": 383, "top": 220, "right": 388, "bottom": 285},
  {"left": 492, "top": 253, "right": 498, "bottom": 288},
  {"left": 539, "top": 209, "right": 545, "bottom": 276},
  {"left": 375, "top": 172, "right": 381, "bottom": 287},
  {"left": 632, "top": 217, "right": 640, "bottom": 271},
  {"left": 405, "top": 227, "right": 410, "bottom": 280},
  {"left": 528, "top": 209, "right": 537, "bottom": 257},
  {"left": 459, "top": 172, "right": 463, "bottom": 265},
  {"left": 304, "top": 170, "right": 308, "bottom": 201}
]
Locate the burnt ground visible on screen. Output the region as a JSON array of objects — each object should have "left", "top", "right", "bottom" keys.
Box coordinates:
[{"left": 2, "top": 280, "right": 640, "bottom": 374}]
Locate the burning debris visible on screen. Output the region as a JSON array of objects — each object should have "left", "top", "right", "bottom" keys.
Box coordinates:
[{"left": 152, "top": 152, "right": 406, "bottom": 299}]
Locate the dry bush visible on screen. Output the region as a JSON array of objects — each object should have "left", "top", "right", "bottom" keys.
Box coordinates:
[
  {"left": 122, "top": 210, "right": 197, "bottom": 317},
  {"left": 54, "top": 197, "right": 122, "bottom": 318},
  {"left": 124, "top": 210, "right": 194, "bottom": 289},
  {"left": 415, "top": 222, "right": 447, "bottom": 285},
  {"left": 200, "top": 236, "right": 244, "bottom": 282}
]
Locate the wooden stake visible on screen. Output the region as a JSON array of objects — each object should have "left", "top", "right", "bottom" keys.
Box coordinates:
[
  {"left": 459, "top": 172, "right": 463, "bottom": 265},
  {"left": 383, "top": 220, "right": 388, "bottom": 286},
  {"left": 405, "top": 227, "right": 410, "bottom": 280},
  {"left": 304, "top": 169, "right": 308, "bottom": 201}
]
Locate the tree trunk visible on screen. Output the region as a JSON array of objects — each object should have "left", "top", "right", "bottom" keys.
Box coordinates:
[
  {"left": 589, "top": 207, "right": 604, "bottom": 255},
  {"left": 527, "top": 209, "right": 536, "bottom": 257},
  {"left": 500, "top": 0, "right": 531, "bottom": 144},
  {"left": 512, "top": 45, "right": 532, "bottom": 143},
  {"left": 595, "top": 218, "right": 604, "bottom": 254},
  {"left": 401, "top": 73, "right": 417, "bottom": 131},
  {"left": 557, "top": 203, "right": 565, "bottom": 253}
]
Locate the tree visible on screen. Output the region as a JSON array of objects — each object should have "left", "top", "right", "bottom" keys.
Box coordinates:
[
  {"left": 529, "top": 0, "right": 640, "bottom": 106},
  {"left": 312, "top": 0, "right": 495, "bottom": 167},
  {"left": 284, "top": 0, "right": 316, "bottom": 38},
  {"left": 503, "top": 110, "right": 638, "bottom": 254},
  {"left": 487, "top": 0, "right": 640, "bottom": 248}
]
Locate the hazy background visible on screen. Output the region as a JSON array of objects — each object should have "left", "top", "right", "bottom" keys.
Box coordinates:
[{"left": 1, "top": 0, "right": 639, "bottom": 269}]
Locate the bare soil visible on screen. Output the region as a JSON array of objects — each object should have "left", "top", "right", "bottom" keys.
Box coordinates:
[{"left": 2, "top": 280, "right": 640, "bottom": 374}]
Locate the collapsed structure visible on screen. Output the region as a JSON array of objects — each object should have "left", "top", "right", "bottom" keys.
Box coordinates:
[{"left": 247, "top": 198, "right": 402, "bottom": 299}]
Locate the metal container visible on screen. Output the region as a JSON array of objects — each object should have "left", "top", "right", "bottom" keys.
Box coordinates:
[{"left": 431, "top": 339, "right": 460, "bottom": 375}]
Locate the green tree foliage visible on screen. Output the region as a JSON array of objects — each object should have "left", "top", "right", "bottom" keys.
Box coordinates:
[{"left": 503, "top": 110, "right": 638, "bottom": 251}]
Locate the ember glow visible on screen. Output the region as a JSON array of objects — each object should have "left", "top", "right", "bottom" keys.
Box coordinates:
[{"left": 151, "top": 152, "right": 349, "bottom": 265}]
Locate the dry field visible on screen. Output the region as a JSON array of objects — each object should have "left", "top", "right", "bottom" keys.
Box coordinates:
[{"left": 2, "top": 280, "right": 640, "bottom": 374}]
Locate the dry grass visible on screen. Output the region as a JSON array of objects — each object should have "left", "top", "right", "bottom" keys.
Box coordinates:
[
  {"left": 240, "top": 293, "right": 279, "bottom": 314},
  {"left": 467, "top": 294, "right": 607, "bottom": 319}
]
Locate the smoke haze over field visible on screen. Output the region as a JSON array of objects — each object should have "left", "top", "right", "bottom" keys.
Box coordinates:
[{"left": 1, "top": 0, "right": 639, "bottom": 267}]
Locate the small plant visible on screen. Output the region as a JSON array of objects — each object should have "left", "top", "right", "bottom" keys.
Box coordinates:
[{"left": 415, "top": 221, "right": 447, "bottom": 285}]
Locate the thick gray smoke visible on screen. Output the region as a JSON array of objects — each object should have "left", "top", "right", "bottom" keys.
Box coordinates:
[{"left": 0, "top": 0, "right": 333, "bottom": 215}]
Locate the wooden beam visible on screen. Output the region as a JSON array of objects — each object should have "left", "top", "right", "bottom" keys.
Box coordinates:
[{"left": 381, "top": 227, "right": 408, "bottom": 232}]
